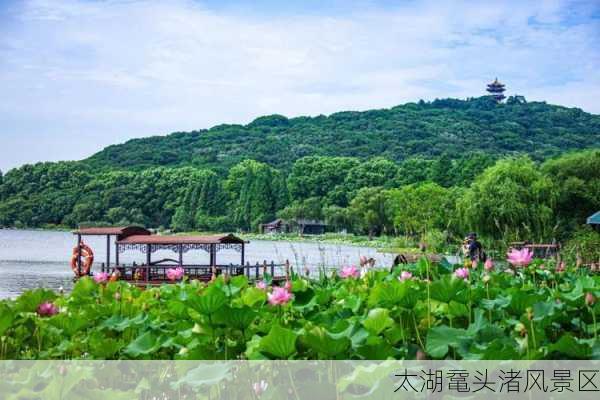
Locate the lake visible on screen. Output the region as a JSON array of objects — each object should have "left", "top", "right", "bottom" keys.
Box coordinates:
[{"left": 0, "top": 229, "right": 394, "bottom": 299}]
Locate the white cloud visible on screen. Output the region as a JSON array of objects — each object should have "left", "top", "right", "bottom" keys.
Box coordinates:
[{"left": 0, "top": 0, "right": 598, "bottom": 171}]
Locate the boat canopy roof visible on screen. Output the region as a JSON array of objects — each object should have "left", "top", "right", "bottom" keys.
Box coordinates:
[
  {"left": 116, "top": 233, "right": 246, "bottom": 245},
  {"left": 73, "top": 226, "right": 151, "bottom": 237}
]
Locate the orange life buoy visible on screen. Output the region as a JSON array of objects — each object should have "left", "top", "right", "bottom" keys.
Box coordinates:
[{"left": 70, "top": 242, "right": 94, "bottom": 277}]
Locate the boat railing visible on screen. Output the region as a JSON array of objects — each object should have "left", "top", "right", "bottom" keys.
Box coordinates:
[{"left": 95, "top": 261, "right": 291, "bottom": 282}]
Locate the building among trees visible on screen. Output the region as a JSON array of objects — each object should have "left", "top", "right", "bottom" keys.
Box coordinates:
[
  {"left": 259, "top": 218, "right": 326, "bottom": 235},
  {"left": 486, "top": 78, "right": 506, "bottom": 102}
]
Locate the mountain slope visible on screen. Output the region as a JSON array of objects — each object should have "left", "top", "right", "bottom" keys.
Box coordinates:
[{"left": 85, "top": 96, "right": 600, "bottom": 172}]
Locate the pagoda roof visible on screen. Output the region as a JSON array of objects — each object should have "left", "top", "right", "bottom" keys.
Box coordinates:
[{"left": 487, "top": 78, "right": 505, "bottom": 87}]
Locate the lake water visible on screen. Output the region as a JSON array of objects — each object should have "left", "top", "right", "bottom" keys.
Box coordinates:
[{"left": 0, "top": 229, "right": 393, "bottom": 299}]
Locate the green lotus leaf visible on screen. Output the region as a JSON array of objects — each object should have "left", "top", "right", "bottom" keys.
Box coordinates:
[
  {"left": 430, "top": 275, "right": 465, "bottom": 304},
  {"left": 300, "top": 325, "right": 351, "bottom": 357},
  {"left": 425, "top": 325, "right": 470, "bottom": 358},
  {"left": 548, "top": 333, "right": 593, "bottom": 359},
  {"left": 241, "top": 287, "right": 267, "bottom": 307},
  {"left": 362, "top": 308, "right": 393, "bottom": 335},
  {"left": 0, "top": 303, "right": 15, "bottom": 336},
  {"left": 259, "top": 324, "right": 297, "bottom": 359},
  {"left": 124, "top": 331, "right": 161, "bottom": 357},
  {"left": 214, "top": 306, "right": 257, "bottom": 329},
  {"left": 189, "top": 285, "right": 227, "bottom": 315}
]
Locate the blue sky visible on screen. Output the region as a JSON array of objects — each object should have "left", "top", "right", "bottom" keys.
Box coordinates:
[{"left": 0, "top": 0, "right": 599, "bottom": 172}]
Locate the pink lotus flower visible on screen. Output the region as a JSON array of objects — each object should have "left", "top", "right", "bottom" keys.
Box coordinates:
[
  {"left": 471, "top": 259, "right": 478, "bottom": 269},
  {"left": 556, "top": 261, "right": 566, "bottom": 273},
  {"left": 256, "top": 281, "right": 268, "bottom": 290},
  {"left": 93, "top": 272, "right": 109, "bottom": 284},
  {"left": 166, "top": 267, "right": 184, "bottom": 281},
  {"left": 253, "top": 380, "right": 268, "bottom": 396},
  {"left": 340, "top": 265, "right": 359, "bottom": 279},
  {"left": 484, "top": 258, "right": 494, "bottom": 271},
  {"left": 267, "top": 287, "right": 293, "bottom": 306},
  {"left": 37, "top": 302, "right": 59, "bottom": 317},
  {"left": 506, "top": 248, "right": 533, "bottom": 267},
  {"left": 399, "top": 271, "right": 413, "bottom": 281},
  {"left": 284, "top": 280, "right": 292, "bottom": 291},
  {"left": 454, "top": 267, "right": 470, "bottom": 281}
]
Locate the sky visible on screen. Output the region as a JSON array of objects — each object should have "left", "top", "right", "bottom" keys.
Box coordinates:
[{"left": 0, "top": 0, "right": 599, "bottom": 172}]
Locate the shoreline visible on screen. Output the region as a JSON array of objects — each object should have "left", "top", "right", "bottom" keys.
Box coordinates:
[{"left": 0, "top": 226, "right": 441, "bottom": 254}]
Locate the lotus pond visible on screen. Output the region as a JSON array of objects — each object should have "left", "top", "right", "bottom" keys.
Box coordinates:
[{"left": 0, "top": 257, "right": 598, "bottom": 360}]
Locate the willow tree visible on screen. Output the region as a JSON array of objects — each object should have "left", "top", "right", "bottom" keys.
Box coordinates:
[{"left": 457, "top": 157, "right": 557, "bottom": 241}]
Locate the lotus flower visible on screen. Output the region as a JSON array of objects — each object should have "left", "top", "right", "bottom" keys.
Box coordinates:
[
  {"left": 556, "top": 261, "right": 566, "bottom": 273},
  {"left": 253, "top": 380, "right": 269, "bottom": 396},
  {"left": 340, "top": 265, "right": 359, "bottom": 279},
  {"left": 256, "top": 280, "right": 268, "bottom": 290},
  {"left": 399, "top": 271, "right": 413, "bottom": 281},
  {"left": 471, "top": 259, "right": 478, "bottom": 269},
  {"left": 454, "top": 267, "right": 469, "bottom": 281},
  {"left": 284, "top": 280, "right": 292, "bottom": 291},
  {"left": 93, "top": 272, "right": 109, "bottom": 284},
  {"left": 506, "top": 248, "right": 533, "bottom": 267},
  {"left": 166, "top": 267, "right": 184, "bottom": 281},
  {"left": 484, "top": 258, "right": 494, "bottom": 271},
  {"left": 267, "top": 287, "right": 293, "bottom": 306},
  {"left": 37, "top": 302, "right": 59, "bottom": 317}
]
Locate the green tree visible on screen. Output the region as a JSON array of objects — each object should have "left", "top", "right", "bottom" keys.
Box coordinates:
[
  {"left": 343, "top": 158, "right": 399, "bottom": 197},
  {"left": 225, "top": 160, "right": 287, "bottom": 231},
  {"left": 457, "top": 157, "right": 558, "bottom": 240},
  {"left": 348, "top": 187, "right": 392, "bottom": 239},
  {"left": 541, "top": 149, "right": 600, "bottom": 233},
  {"left": 387, "top": 182, "right": 455, "bottom": 236},
  {"left": 287, "top": 156, "right": 359, "bottom": 205}
]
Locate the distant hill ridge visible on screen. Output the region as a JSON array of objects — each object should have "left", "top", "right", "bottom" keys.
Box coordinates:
[{"left": 85, "top": 96, "right": 600, "bottom": 172}]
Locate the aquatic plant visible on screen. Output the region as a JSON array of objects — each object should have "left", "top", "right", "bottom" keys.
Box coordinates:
[{"left": 0, "top": 256, "right": 598, "bottom": 361}]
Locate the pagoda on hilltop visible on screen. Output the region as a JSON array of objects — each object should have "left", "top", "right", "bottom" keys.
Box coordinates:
[{"left": 486, "top": 78, "right": 506, "bottom": 102}]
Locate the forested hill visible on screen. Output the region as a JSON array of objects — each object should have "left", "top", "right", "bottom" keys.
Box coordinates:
[{"left": 85, "top": 96, "right": 600, "bottom": 172}]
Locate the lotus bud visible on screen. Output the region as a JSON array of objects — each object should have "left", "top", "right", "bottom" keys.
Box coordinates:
[
  {"left": 114, "top": 292, "right": 121, "bottom": 301},
  {"left": 526, "top": 307, "right": 533, "bottom": 321},
  {"left": 515, "top": 322, "right": 526, "bottom": 334},
  {"left": 482, "top": 274, "right": 491, "bottom": 284},
  {"left": 253, "top": 380, "right": 268, "bottom": 396},
  {"left": 484, "top": 258, "right": 493, "bottom": 272},
  {"left": 178, "top": 347, "right": 189, "bottom": 356},
  {"left": 585, "top": 292, "right": 595, "bottom": 307}
]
